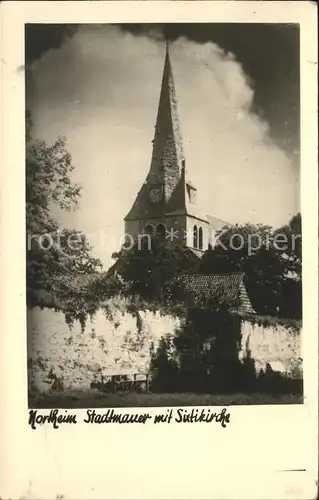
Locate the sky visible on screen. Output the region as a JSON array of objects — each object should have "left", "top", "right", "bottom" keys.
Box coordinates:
[{"left": 26, "top": 23, "right": 300, "bottom": 268}]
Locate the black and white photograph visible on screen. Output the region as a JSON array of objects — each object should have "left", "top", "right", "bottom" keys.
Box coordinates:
[
  {"left": 26, "top": 22, "right": 304, "bottom": 409},
  {"left": 1, "top": 2, "right": 317, "bottom": 499}
]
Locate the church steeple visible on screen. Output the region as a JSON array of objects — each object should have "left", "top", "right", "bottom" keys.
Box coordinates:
[
  {"left": 124, "top": 41, "right": 210, "bottom": 255},
  {"left": 148, "top": 39, "right": 185, "bottom": 201},
  {"left": 125, "top": 41, "right": 186, "bottom": 221}
]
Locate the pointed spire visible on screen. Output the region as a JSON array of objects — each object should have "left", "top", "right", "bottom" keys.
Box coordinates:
[
  {"left": 165, "top": 37, "right": 170, "bottom": 58},
  {"left": 124, "top": 39, "right": 205, "bottom": 224},
  {"left": 163, "top": 38, "right": 173, "bottom": 77},
  {"left": 148, "top": 39, "right": 185, "bottom": 201}
]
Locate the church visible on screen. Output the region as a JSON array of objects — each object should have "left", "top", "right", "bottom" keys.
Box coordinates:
[
  {"left": 124, "top": 42, "right": 228, "bottom": 256},
  {"left": 116, "top": 42, "right": 255, "bottom": 314}
]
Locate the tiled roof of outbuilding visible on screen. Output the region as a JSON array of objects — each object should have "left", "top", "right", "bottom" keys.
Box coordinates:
[{"left": 171, "top": 272, "right": 255, "bottom": 313}]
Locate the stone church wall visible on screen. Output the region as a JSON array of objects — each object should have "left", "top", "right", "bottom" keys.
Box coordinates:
[
  {"left": 239, "top": 319, "right": 302, "bottom": 378},
  {"left": 27, "top": 305, "right": 181, "bottom": 394},
  {"left": 125, "top": 215, "right": 187, "bottom": 242},
  {"left": 28, "top": 301, "right": 302, "bottom": 394},
  {"left": 124, "top": 219, "right": 141, "bottom": 240}
]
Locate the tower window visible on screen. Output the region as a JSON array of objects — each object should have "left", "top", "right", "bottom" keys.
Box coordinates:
[
  {"left": 156, "top": 223, "right": 166, "bottom": 238},
  {"left": 144, "top": 224, "right": 154, "bottom": 235},
  {"left": 198, "top": 227, "right": 203, "bottom": 250},
  {"left": 193, "top": 225, "right": 198, "bottom": 248}
]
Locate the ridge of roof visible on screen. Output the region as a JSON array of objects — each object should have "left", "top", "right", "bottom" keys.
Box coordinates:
[{"left": 176, "top": 272, "right": 245, "bottom": 278}]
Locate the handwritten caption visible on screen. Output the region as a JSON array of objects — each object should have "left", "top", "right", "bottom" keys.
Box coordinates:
[{"left": 28, "top": 408, "right": 231, "bottom": 430}]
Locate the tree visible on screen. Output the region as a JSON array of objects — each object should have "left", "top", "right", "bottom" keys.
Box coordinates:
[
  {"left": 199, "top": 218, "right": 302, "bottom": 318},
  {"left": 149, "top": 303, "right": 245, "bottom": 394},
  {"left": 243, "top": 246, "right": 288, "bottom": 315},
  {"left": 26, "top": 111, "right": 102, "bottom": 314},
  {"left": 272, "top": 213, "right": 302, "bottom": 319},
  {"left": 200, "top": 223, "right": 273, "bottom": 274},
  {"left": 274, "top": 213, "right": 301, "bottom": 276},
  {"left": 173, "top": 306, "right": 243, "bottom": 393},
  {"left": 111, "top": 235, "right": 200, "bottom": 301}
]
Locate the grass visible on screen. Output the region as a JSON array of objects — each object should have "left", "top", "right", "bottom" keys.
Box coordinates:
[{"left": 29, "top": 390, "right": 303, "bottom": 409}]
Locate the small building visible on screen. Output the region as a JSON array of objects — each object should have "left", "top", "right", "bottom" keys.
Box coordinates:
[{"left": 169, "top": 272, "right": 255, "bottom": 314}]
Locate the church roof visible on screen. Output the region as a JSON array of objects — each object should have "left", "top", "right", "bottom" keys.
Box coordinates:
[
  {"left": 170, "top": 272, "right": 255, "bottom": 313},
  {"left": 207, "top": 215, "right": 229, "bottom": 230}
]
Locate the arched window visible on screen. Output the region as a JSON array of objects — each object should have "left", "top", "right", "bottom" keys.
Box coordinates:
[
  {"left": 193, "top": 225, "right": 198, "bottom": 248},
  {"left": 144, "top": 224, "right": 153, "bottom": 235},
  {"left": 156, "top": 223, "right": 166, "bottom": 239},
  {"left": 198, "top": 227, "right": 203, "bottom": 250}
]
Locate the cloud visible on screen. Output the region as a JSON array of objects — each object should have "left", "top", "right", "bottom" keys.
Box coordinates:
[{"left": 27, "top": 25, "right": 299, "bottom": 268}]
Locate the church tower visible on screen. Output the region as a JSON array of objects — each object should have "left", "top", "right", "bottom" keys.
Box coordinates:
[{"left": 124, "top": 42, "right": 210, "bottom": 255}]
